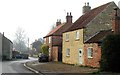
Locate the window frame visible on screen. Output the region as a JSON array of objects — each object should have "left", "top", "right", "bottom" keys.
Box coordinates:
[
  {"left": 65, "top": 33, "right": 69, "bottom": 41},
  {"left": 66, "top": 48, "right": 70, "bottom": 57},
  {"left": 87, "top": 47, "right": 93, "bottom": 58},
  {"left": 75, "top": 31, "right": 79, "bottom": 40}
]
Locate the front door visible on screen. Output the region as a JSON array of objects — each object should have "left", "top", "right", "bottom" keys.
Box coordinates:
[{"left": 78, "top": 48, "right": 83, "bottom": 64}]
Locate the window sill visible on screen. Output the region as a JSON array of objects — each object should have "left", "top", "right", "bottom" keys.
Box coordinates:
[
  {"left": 88, "top": 56, "right": 93, "bottom": 59},
  {"left": 66, "top": 55, "right": 70, "bottom": 57},
  {"left": 75, "top": 38, "right": 80, "bottom": 41},
  {"left": 65, "top": 40, "right": 69, "bottom": 42}
]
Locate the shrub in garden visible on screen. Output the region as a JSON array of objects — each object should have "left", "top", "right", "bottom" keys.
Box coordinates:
[{"left": 100, "top": 34, "right": 120, "bottom": 72}]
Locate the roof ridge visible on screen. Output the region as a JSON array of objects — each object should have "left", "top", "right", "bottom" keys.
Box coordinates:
[{"left": 65, "top": 1, "right": 112, "bottom": 32}]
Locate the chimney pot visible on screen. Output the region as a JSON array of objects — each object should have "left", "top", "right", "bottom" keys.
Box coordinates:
[
  {"left": 56, "top": 19, "right": 61, "bottom": 26},
  {"left": 67, "top": 12, "right": 69, "bottom": 16},
  {"left": 87, "top": 2, "right": 89, "bottom": 6},
  {"left": 70, "top": 12, "right": 71, "bottom": 16},
  {"left": 66, "top": 12, "right": 72, "bottom": 23}
]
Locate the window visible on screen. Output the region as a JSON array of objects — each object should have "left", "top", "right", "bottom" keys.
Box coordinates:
[
  {"left": 87, "top": 47, "right": 93, "bottom": 58},
  {"left": 65, "top": 33, "right": 69, "bottom": 41},
  {"left": 44, "top": 38, "right": 46, "bottom": 44},
  {"left": 75, "top": 31, "right": 79, "bottom": 40},
  {"left": 49, "top": 37, "right": 51, "bottom": 43},
  {"left": 49, "top": 48, "right": 51, "bottom": 56},
  {"left": 66, "top": 48, "right": 70, "bottom": 56}
]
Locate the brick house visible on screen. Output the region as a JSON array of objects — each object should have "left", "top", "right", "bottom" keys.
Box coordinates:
[
  {"left": 44, "top": 12, "right": 73, "bottom": 61},
  {"left": 84, "top": 30, "right": 112, "bottom": 67},
  {"left": 84, "top": 8, "right": 120, "bottom": 67},
  {"left": 62, "top": 1, "right": 120, "bottom": 67}
]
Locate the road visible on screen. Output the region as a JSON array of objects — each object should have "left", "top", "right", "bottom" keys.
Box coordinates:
[{"left": 2, "top": 57, "right": 38, "bottom": 74}]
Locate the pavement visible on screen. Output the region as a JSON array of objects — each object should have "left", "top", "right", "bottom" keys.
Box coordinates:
[{"left": 24, "top": 61, "right": 99, "bottom": 75}]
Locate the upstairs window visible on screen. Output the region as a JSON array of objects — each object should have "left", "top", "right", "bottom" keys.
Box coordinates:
[
  {"left": 75, "top": 31, "right": 79, "bottom": 40},
  {"left": 44, "top": 38, "right": 46, "bottom": 44},
  {"left": 87, "top": 47, "right": 93, "bottom": 58},
  {"left": 49, "top": 37, "right": 51, "bottom": 43},
  {"left": 65, "top": 33, "right": 69, "bottom": 41},
  {"left": 66, "top": 48, "right": 70, "bottom": 56}
]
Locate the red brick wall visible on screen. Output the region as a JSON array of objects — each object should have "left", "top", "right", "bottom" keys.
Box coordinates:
[
  {"left": 44, "top": 36, "right": 52, "bottom": 61},
  {"left": 44, "top": 36, "right": 62, "bottom": 61},
  {"left": 84, "top": 43, "right": 101, "bottom": 67}
]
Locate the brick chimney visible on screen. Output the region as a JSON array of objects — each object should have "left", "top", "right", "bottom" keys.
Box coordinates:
[
  {"left": 112, "top": 8, "right": 120, "bottom": 34},
  {"left": 56, "top": 19, "right": 61, "bottom": 26},
  {"left": 82, "top": 2, "right": 91, "bottom": 14},
  {"left": 66, "top": 12, "right": 72, "bottom": 23}
]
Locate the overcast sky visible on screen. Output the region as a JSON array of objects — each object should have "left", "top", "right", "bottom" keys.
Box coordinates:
[{"left": 0, "top": 0, "right": 120, "bottom": 44}]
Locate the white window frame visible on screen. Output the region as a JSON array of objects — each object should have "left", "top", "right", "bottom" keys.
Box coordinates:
[
  {"left": 75, "top": 31, "right": 79, "bottom": 40},
  {"left": 65, "top": 33, "right": 69, "bottom": 41},
  {"left": 44, "top": 38, "right": 46, "bottom": 44},
  {"left": 49, "top": 37, "right": 51, "bottom": 43},
  {"left": 87, "top": 47, "right": 93, "bottom": 58},
  {"left": 66, "top": 48, "right": 70, "bottom": 56}
]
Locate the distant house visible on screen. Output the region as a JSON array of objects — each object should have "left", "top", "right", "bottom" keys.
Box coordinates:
[
  {"left": 31, "top": 39, "right": 43, "bottom": 54},
  {"left": 44, "top": 12, "right": 73, "bottom": 61},
  {"left": 62, "top": 2, "right": 120, "bottom": 67},
  {"left": 1, "top": 33, "right": 13, "bottom": 60}
]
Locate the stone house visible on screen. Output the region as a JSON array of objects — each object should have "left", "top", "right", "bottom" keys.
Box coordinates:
[
  {"left": 1, "top": 33, "right": 13, "bottom": 60},
  {"left": 62, "top": 1, "right": 120, "bottom": 67},
  {"left": 44, "top": 12, "right": 73, "bottom": 61}
]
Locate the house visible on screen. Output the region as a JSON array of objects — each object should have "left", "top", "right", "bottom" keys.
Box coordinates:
[
  {"left": 62, "top": 1, "right": 120, "bottom": 67},
  {"left": 44, "top": 12, "right": 73, "bottom": 61},
  {"left": 0, "top": 33, "right": 2, "bottom": 60},
  {"left": 1, "top": 33, "right": 13, "bottom": 60}
]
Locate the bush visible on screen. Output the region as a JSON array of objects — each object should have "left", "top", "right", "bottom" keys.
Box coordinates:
[
  {"left": 41, "top": 44, "right": 49, "bottom": 55},
  {"left": 100, "top": 34, "right": 120, "bottom": 72}
]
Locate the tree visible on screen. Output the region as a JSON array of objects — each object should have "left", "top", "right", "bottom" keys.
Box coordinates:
[
  {"left": 41, "top": 44, "right": 49, "bottom": 55},
  {"left": 100, "top": 34, "right": 120, "bottom": 72},
  {"left": 13, "top": 27, "right": 27, "bottom": 53}
]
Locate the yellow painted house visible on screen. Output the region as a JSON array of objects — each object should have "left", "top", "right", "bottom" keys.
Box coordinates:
[
  {"left": 62, "top": 2, "right": 119, "bottom": 66},
  {"left": 63, "top": 29, "right": 84, "bottom": 65}
]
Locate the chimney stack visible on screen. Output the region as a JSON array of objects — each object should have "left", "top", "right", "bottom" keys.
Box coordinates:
[
  {"left": 56, "top": 19, "right": 61, "bottom": 26},
  {"left": 66, "top": 12, "right": 72, "bottom": 23},
  {"left": 112, "top": 8, "right": 120, "bottom": 34},
  {"left": 82, "top": 2, "right": 91, "bottom": 14}
]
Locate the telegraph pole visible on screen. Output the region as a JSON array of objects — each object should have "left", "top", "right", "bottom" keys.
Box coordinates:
[{"left": 28, "top": 38, "right": 29, "bottom": 51}]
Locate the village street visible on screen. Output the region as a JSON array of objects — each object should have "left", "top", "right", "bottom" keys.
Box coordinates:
[{"left": 2, "top": 57, "right": 38, "bottom": 74}]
